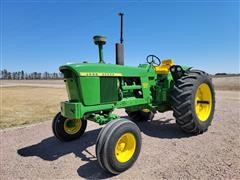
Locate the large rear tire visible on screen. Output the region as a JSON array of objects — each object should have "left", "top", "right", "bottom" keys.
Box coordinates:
[
  {"left": 96, "top": 119, "right": 141, "bottom": 174},
  {"left": 52, "top": 112, "right": 87, "bottom": 141},
  {"left": 170, "top": 70, "right": 215, "bottom": 134}
]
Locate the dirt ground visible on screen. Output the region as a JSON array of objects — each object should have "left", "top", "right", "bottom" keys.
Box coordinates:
[{"left": 0, "top": 90, "right": 239, "bottom": 179}]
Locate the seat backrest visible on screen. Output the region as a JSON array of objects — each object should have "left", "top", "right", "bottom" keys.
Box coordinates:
[{"left": 155, "top": 59, "right": 174, "bottom": 74}]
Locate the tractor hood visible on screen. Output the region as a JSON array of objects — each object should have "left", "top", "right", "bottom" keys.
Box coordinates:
[
  {"left": 59, "top": 62, "right": 156, "bottom": 107},
  {"left": 59, "top": 63, "right": 155, "bottom": 77}
]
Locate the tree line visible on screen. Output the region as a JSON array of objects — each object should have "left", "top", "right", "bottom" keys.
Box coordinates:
[{"left": 0, "top": 69, "right": 63, "bottom": 80}]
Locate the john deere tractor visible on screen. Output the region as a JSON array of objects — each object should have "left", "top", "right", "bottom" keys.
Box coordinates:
[{"left": 52, "top": 13, "right": 215, "bottom": 174}]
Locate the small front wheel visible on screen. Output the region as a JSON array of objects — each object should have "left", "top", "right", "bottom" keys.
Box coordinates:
[
  {"left": 52, "top": 112, "right": 87, "bottom": 141},
  {"left": 96, "top": 118, "right": 141, "bottom": 174}
]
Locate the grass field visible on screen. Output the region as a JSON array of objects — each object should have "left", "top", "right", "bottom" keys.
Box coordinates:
[
  {"left": 0, "top": 76, "right": 239, "bottom": 129},
  {"left": 212, "top": 76, "right": 240, "bottom": 91},
  {"left": 1, "top": 86, "right": 67, "bottom": 129}
]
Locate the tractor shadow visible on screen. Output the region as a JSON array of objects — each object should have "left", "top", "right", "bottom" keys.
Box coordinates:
[
  {"left": 17, "top": 128, "right": 114, "bottom": 179},
  {"left": 17, "top": 117, "right": 190, "bottom": 179},
  {"left": 122, "top": 116, "right": 191, "bottom": 139}
]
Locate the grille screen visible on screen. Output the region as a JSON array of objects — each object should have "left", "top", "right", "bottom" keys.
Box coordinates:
[{"left": 100, "top": 77, "right": 118, "bottom": 103}]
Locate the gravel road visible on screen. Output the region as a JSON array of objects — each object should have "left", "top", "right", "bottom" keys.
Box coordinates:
[{"left": 0, "top": 90, "right": 239, "bottom": 179}]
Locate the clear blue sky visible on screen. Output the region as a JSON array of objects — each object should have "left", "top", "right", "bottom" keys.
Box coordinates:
[{"left": 1, "top": 1, "right": 239, "bottom": 74}]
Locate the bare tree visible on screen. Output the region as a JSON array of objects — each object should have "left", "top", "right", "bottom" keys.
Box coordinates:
[{"left": 0, "top": 69, "right": 63, "bottom": 80}]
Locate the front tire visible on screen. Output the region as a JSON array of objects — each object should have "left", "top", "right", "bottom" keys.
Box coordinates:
[
  {"left": 96, "top": 119, "right": 141, "bottom": 174},
  {"left": 52, "top": 112, "right": 87, "bottom": 141},
  {"left": 170, "top": 70, "right": 215, "bottom": 134}
]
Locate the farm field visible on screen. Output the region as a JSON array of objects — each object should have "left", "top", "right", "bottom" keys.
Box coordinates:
[
  {"left": 1, "top": 86, "right": 67, "bottom": 129},
  {"left": 213, "top": 76, "right": 240, "bottom": 91},
  {"left": 0, "top": 76, "right": 239, "bottom": 129}
]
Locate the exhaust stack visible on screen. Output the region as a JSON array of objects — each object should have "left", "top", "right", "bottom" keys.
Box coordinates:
[{"left": 116, "top": 13, "right": 124, "bottom": 65}]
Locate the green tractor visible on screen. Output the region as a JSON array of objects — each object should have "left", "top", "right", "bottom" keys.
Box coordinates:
[{"left": 52, "top": 13, "right": 215, "bottom": 174}]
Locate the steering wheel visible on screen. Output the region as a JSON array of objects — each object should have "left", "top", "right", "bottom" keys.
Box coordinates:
[{"left": 146, "top": 55, "right": 161, "bottom": 66}]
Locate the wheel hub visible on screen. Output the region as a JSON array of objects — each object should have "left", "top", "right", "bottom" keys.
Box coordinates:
[
  {"left": 64, "top": 119, "right": 82, "bottom": 135},
  {"left": 195, "top": 83, "right": 212, "bottom": 121},
  {"left": 115, "top": 132, "right": 136, "bottom": 163}
]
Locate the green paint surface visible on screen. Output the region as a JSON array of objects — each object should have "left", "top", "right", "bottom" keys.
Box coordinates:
[{"left": 59, "top": 62, "right": 187, "bottom": 124}]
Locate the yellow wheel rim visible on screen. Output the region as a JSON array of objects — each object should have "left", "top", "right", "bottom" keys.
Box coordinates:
[
  {"left": 115, "top": 132, "right": 136, "bottom": 163},
  {"left": 142, "top": 109, "right": 150, "bottom": 113},
  {"left": 195, "top": 83, "right": 212, "bottom": 121},
  {"left": 63, "top": 119, "right": 82, "bottom": 135}
]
